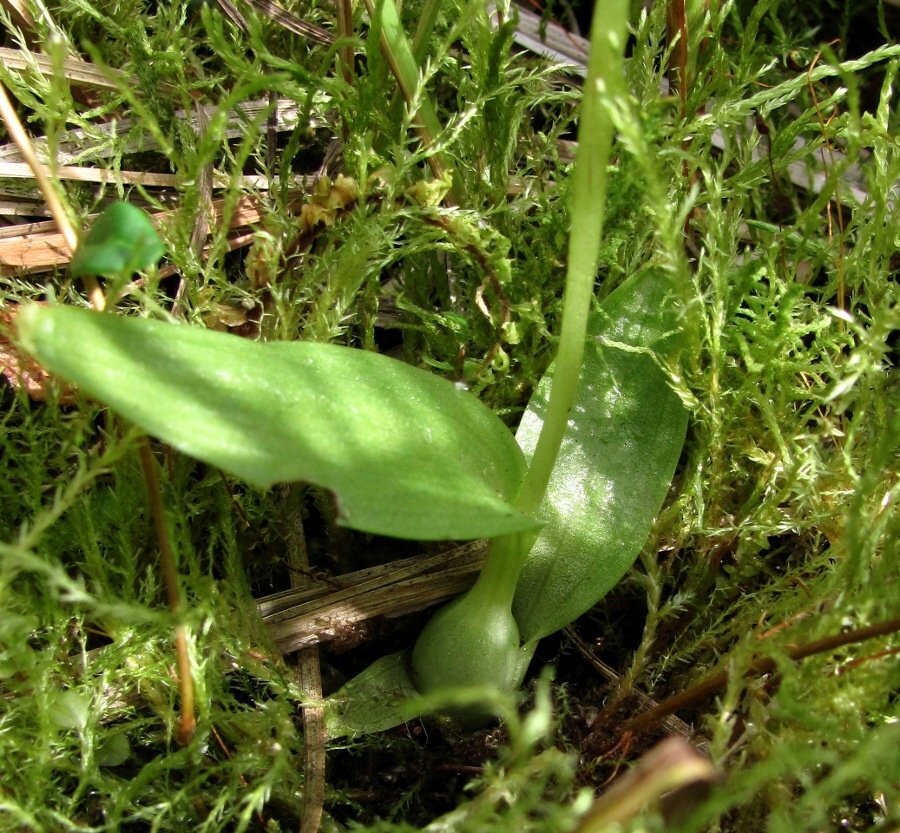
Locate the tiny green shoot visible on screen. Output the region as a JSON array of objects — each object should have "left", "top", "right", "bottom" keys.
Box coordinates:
[{"left": 70, "top": 201, "right": 165, "bottom": 282}]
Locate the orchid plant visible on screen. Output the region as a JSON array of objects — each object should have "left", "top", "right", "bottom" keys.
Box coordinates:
[{"left": 16, "top": 0, "right": 688, "bottom": 733}]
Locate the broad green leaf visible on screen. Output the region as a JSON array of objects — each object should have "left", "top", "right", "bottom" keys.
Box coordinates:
[
  {"left": 70, "top": 202, "right": 165, "bottom": 278},
  {"left": 512, "top": 268, "right": 689, "bottom": 643},
  {"left": 324, "top": 651, "right": 421, "bottom": 738},
  {"left": 17, "top": 305, "right": 537, "bottom": 541}
]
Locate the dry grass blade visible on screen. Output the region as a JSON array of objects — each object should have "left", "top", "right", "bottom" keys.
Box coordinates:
[
  {"left": 0, "top": 98, "right": 318, "bottom": 166},
  {"left": 0, "top": 0, "right": 35, "bottom": 36},
  {"left": 215, "top": 0, "right": 249, "bottom": 32},
  {"left": 0, "top": 46, "right": 133, "bottom": 90},
  {"left": 188, "top": 100, "right": 215, "bottom": 260},
  {"left": 0, "top": 162, "right": 307, "bottom": 190},
  {"left": 239, "top": 0, "right": 334, "bottom": 44},
  {"left": 0, "top": 80, "right": 106, "bottom": 304},
  {"left": 0, "top": 83, "right": 78, "bottom": 253},
  {"left": 257, "top": 541, "right": 487, "bottom": 654},
  {"left": 0, "top": 91, "right": 321, "bottom": 274},
  {"left": 0, "top": 194, "right": 268, "bottom": 274},
  {"left": 488, "top": 3, "right": 588, "bottom": 73},
  {"left": 0, "top": 162, "right": 188, "bottom": 186}
]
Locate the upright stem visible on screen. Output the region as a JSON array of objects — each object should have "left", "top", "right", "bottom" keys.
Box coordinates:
[
  {"left": 472, "top": 0, "right": 630, "bottom": 601},
  {"left": 410, "top": 2, "right": 631, "bottom": 707},
  {"left": 139, "top": 440, "right": 196, "bottom": 745},
  {"left": 514, "top": 0, "right": 629, "bottom": 517},
  {"left": 469, "top": 534, "right": 526, "bottom": 611}
]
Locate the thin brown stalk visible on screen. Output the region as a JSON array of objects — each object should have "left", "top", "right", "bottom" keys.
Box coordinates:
[
  {"left": 280, "top": 487, "right": 325, "bottom": 833},
  {"left": 139, "top": 439, "right": 196, "bottom": 745},
  {"left": 0, "top": 81, "right": 104, "bottom": 309},
  {"left": 336, "top": 0, "right": 355, "bottom": 85},
  {"left": 623, "top": 617, "right": 900, "bottom": 737}
]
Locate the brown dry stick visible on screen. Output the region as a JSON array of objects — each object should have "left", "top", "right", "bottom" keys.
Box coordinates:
[
  {"left": 280, "top": 489, "right": 325, "bottom": 833},
  {"left": 256, "top": 540, "right": 487, "bottom": 654}
]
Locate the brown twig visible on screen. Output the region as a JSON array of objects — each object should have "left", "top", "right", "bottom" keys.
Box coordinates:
[
  {"left": 0, "top": 80, "right": 104, "bottom": 309},
  {"left": 623, "top": 616, "right": 900, "bottom": 737},
  {"left": 139, "top": 440, "right": 196, "bottom": 745},
  {"left": 280, "top": 487, "right": 325, "bottom": 833}
]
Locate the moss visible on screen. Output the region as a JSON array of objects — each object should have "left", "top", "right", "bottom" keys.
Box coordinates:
[{"left": 1, "top": 0, "right": 899, "bottom": 829}]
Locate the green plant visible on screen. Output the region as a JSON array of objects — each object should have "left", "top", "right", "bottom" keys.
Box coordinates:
[
  {"left": 15, "top": 0, "right": 688, "bottom": 733},
  {"left": 4, "top": 0, "right": 900, "bottom": 828},
  {"left": 406, "top": 267, "right": 688, "bottom": 718},
  {"left": 69, "top": 201, "right": 165, "bottom": 285}
]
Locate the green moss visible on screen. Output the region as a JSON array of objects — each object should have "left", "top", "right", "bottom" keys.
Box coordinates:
[{"left": 1, "top": 0, "right": 899, "bottom": 829}]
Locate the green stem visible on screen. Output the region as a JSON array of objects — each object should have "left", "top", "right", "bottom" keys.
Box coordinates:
[
  {"left": 514, "top": 0, "right": 629, "bottom": 518},
  {"left": 470, "top": 0, "right": 629, "bottom": 603},
  {"left": 410, "top": 0, "right": 631, "bottom": 709},
  {"left": 468, "top": 534, "right": 526, "bottom": 611}
]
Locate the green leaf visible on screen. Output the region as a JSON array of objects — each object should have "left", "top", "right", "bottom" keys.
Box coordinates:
[
  {"left": 324, "top": 651, "right": 421, "bottom": 738},
  {"left": 70, "top": 202, "right": 165, "bottom": 278},
  {"left": 325, "top": 648, "right": 524, "bottom": 737},
  {"left": 512, "top": 268, "right": 689, "bottom": 643},
  {"left": 17, "top": 305, "right": 537, "bottom": 541}
]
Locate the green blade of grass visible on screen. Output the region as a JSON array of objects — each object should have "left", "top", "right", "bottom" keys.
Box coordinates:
[{"left": 365, "top": 0, "right": 463, "bottom": 203}]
